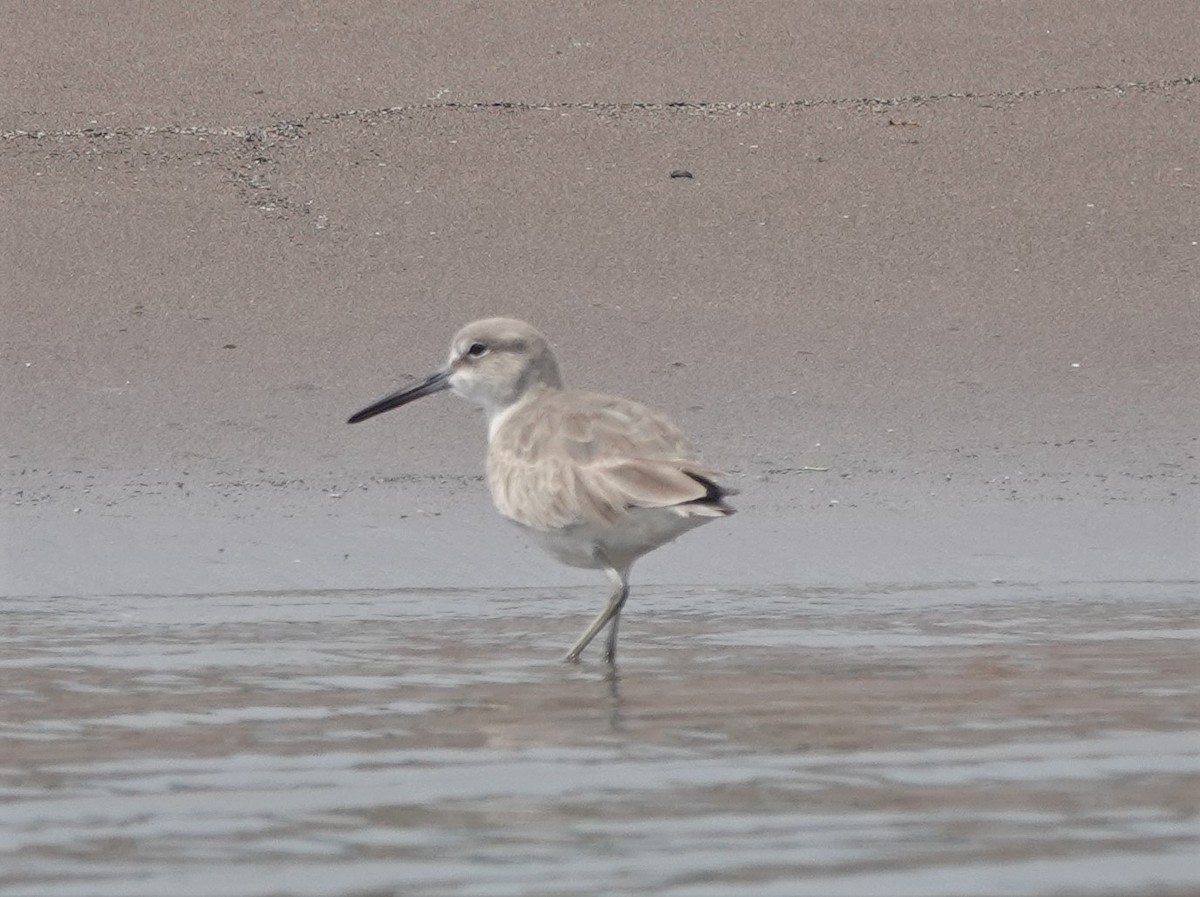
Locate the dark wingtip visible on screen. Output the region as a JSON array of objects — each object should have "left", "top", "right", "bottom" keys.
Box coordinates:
[{"left": 684, "top": 471, "right": 737, "bottom": 512}]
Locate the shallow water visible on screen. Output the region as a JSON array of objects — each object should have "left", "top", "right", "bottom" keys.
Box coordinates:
[{"left": 1, "top": 582, "right": 1197, "bottom": 896}]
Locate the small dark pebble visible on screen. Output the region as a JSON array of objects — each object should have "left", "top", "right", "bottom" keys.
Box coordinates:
[
  {"left": 223, "top": 344, "right": 237, "bottom": 349},
  {"left": 669, "top": 169, "right": 694, "bottom": 179}
]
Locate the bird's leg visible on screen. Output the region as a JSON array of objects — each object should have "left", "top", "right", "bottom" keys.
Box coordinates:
[
  {"left": 564, "top": 558, "right": 629, "bottom": 664},
  {"left": 603, "top": 612, "right": 621, "bottom": 664},
  {"left": 602, "top": 567, "right": 630, "bottom": 664}
]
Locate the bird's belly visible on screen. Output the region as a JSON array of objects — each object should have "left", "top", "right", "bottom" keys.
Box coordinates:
[{"left": 519, "top": 507, "right": 711, "bottom": 570}]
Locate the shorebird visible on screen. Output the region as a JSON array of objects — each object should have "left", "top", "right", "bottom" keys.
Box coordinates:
[{"left": 348, "top": 318, "right": 735, "bottom": 663}]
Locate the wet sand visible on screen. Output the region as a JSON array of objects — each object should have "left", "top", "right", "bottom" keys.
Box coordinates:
[{"left": 2, "top": 2, "right": 1198, "bottom": 894}]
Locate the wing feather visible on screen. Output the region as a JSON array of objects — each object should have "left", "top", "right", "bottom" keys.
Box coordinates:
[{"left": 487, "top": 389, "right": 728, "bottom": 530}]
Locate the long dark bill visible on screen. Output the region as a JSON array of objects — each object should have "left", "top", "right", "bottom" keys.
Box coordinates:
[{"left": 347, "top": 369, "right": 452, "bottom": 424}]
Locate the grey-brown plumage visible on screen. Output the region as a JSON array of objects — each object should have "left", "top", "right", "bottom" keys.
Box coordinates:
[
  {"left": 348, "top": 318, "right": 735, "bottom": 663},
  {"left": 488, "top": 389, "right": 729, "bottom": 532}
]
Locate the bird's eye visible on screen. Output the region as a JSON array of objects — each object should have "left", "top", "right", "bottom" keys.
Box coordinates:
[{"left": 466, "top": 342, "right": 488, "bottom": 358}]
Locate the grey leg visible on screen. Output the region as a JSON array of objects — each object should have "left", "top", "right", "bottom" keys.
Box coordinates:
[
  {"left": 565, "top": 559, "right": 630, "bottom": 663},
  {"left": 603, "top": 611, "right": 621, "bottom": 664},
  {"left": 603, "top": 571, "right": 631, "bottom": 663}
]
